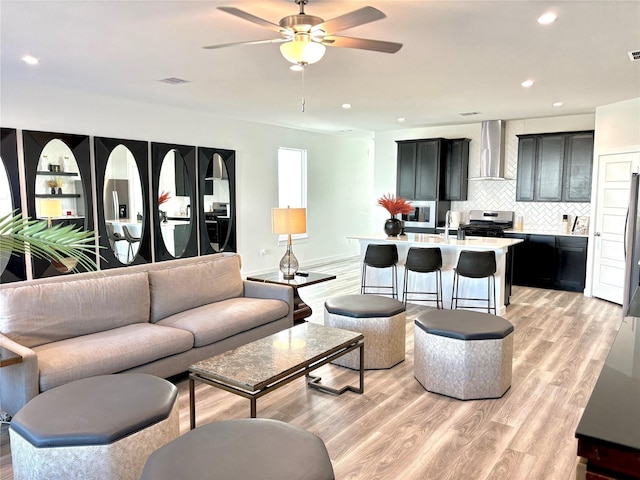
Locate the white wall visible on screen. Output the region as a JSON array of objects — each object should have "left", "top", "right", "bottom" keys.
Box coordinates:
[
  {"left": 374, "top": 114, "right": 595, "bottom": 232},
  {"left": 594, "top": 97, "right": 640, "bottom": 152},
  {"left": 1, "top": 84, "right": 373, "bottom": 274}
]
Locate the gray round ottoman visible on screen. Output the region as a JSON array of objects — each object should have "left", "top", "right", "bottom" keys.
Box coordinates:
[
  {"left": 324, "top": 294, "right": 406, "bottom": 369},
  {"left": 9, "top": 374, "right": 180, "bottom": 480},
  {"left": 140, "top": 418, "right": 335, "bottom": 480},
  {"left": 414, "top": 309, "right": 513, "bottom": 400}
]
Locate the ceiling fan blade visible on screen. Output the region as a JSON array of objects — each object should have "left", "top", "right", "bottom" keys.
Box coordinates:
[
  {"left": 203, "top": 38, "right": 288, "bottom": 50},
  {"left": 218, "top": 6, "right": 284, "bottom": 33},
  {"left": 323, "top": 35, "right": 402, "bottom": 54},
  {"left": 312, "top": 6, "right": 385, "bottom": 34}
]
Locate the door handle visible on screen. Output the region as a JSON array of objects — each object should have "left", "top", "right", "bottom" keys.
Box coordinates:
[{"left": 595, "top": 232, "right": 601, "bottom": 236}]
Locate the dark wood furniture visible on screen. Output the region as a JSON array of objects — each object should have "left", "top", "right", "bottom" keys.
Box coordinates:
[
  {"left": 396, "top": 137, "right": 470, "bottom": 202},
  {"left": 188, "top": 323, "right": 364, "bottom": 425},
  {"left": 516, "top": 131, "right": 594, "bottom": 202},
  {"left": 246, "top": 271, "right": 336, "bottom": 324},
  {"left": 575, "top": 287, "right": 640, "bottom": 479},
  {"left": 506, "top": 233, "right": 588, "bottom": 292}
]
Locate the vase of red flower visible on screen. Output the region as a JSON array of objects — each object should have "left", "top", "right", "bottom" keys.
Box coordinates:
[{"left": 377, "top": 194, "right": 413, "bottom": 236}]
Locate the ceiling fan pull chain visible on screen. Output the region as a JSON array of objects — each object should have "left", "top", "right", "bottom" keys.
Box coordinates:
[{"left": 301, "top": 67, "right": 306, "bottom": 113}]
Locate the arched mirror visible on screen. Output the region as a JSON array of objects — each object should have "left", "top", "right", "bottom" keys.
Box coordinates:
[
  {"left": 0, "top": 155, "right": 13, "bottom": 275},
  {"left": 158, "top": 149, "right": 192, "bottom": 258},
  {"left": 198, "top": 147, "right": 236, "bottom": 255},
  {"left": 103, "top": 145, "right": 144, "bottom": 264},
  {"left": 95, "top": 136, "right": 150, "bottom": 269},
  {"left": 23, "top": 130, "right": 93, "bottom": 278},
  {"left": 0, "top": 128, "right": 25, "bottom": 282}
]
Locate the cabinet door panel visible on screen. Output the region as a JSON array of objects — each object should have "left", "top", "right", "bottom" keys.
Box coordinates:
[
  {"left": 563, "top": 133, "right": 594, "bottom": 202},
  {"left": 445, "top": 139, "right": 469, "bottom": 201},
  {"left": 516, "top": 137, "right": 536, "bottom": 201},
  {"left": 555, "top": 236, "right": 588, "bottom": 291},
  {"left": 535, "top": 136, "right": 564, "bottom": 202},
  {"left": 415, "top": 141, "right": 439, "bottom": 200},
  {"left": 396, "top": 142, "right": 416, "bottom": 199}
]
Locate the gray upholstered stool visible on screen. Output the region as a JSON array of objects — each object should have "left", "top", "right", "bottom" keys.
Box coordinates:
[
  {"left": 324, "top": 294, "right": 406, "bottom": 369},
  {"left": 9, "top": 374, "right": 180, "bottom": 480},
  {"left": 140, "top": 418, "right": 335, "bottom": 480},
  {"left": 414, "top": 309, "right": 513, "bottom": 400}
]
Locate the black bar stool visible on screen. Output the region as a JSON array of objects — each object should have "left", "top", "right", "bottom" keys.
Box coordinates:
[
  {"left": 402, "top": 247, "right": 443, "bottom": 309},
  {"left": 361, "top": 244, "right": 398, "bottom": 299},
  {"left": 122, "top": 225, "right": 141, "bottom": 263},
  {"left": 451, "top": 250, "right": 497, "bottom": 314}
]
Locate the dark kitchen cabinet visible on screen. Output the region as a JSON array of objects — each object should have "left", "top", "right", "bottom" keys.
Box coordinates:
[
  {"left": 397, "top": 138, "right": 466, "bottom": 201},
  {"left": 444, "top": 138, "right": 470, "bottom": 201},
  {"left": 516, "top": 131, "right": 594, "bottom": 203},
  {"left": 555, "top": 236, "right": 588, "bottom": 291},
  {"left": 563, "top": 133, "right": 594, "bottom": 202},
  {"left": 507, "top": 233, "right": 588, "bottom": 292},
  {"left": 175, "top": 159, "right": 190, "bottom": 197}
]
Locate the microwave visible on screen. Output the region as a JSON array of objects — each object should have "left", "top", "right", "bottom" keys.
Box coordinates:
[{"left": 401, "top": 200, "right": 436, "bottom": 228}]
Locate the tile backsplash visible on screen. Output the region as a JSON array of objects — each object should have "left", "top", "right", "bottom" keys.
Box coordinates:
[{"left": 451, "top": 120, "right": 591, "bottom": 232}]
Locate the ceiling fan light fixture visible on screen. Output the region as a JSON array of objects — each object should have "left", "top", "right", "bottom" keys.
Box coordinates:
[{"left": 280, "top": 35, "right": 326, "bottom": 65}]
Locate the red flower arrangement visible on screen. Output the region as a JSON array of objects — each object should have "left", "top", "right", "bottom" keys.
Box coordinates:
[
  {"left": 377, "top": 193, "right": 414, "bottom": 216},
  {"left": 158, "top": 191, "right": 171, "bottom": 206}
]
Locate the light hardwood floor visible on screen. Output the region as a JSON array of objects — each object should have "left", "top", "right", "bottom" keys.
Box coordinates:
[{"left": 0, "top": 256, "right": 622, "bottom": 480}]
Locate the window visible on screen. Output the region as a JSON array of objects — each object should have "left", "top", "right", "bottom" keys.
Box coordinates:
[{"left": 278, "top": 147, "right": 307, "bottom": 241}]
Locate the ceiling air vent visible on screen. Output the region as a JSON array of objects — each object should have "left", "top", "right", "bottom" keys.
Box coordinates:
[
  {"left": 459, "top": 111, "right": 481, "bottom": 117},
  {"left": 628, "top": 50, "right": 640, "bottom": 61},
  {"left": 159, "top": 77, "right": 190, "bottom": 85}
]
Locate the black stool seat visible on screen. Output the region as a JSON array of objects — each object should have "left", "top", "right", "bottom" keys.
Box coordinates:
[
  {"left": 11, "top": 374, "right": 177, "bottom": 448},
  {"left": 140, "top": 419, "right": 335, "bottom": 480},
  {"left": 415, "top": 310, "right": 513, "bottom": 341},
  {"left": 325, "top": 294, "right": 405, "bottom": 318}
]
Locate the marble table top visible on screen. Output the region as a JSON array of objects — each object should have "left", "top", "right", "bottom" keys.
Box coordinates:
[{"left": 189, "top": 323, "right": 363, "bottom": 392}]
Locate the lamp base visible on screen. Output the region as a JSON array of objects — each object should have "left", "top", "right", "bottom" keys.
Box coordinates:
[{"left": 279, "top": 244, "right": 299, "bottom": 279}]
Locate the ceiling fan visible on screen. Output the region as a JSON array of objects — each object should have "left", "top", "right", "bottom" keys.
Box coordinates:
[{"left": 203, "top": 0, "right": 402, "bottom": 67}]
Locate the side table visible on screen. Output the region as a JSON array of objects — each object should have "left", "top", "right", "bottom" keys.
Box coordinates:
[{"left": 246, "top": 271, "right": 336, "bottom": 324}]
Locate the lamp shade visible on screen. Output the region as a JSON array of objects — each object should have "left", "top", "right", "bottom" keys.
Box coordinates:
[
  {"left": 280, "top": 36, "right": 326, "bottom": 65},
  {"left": 272, "top": 207, "right": 307, "bottom": 235},
  {"left": 40, "top": 198, "right": 62, "bottom": 218}
]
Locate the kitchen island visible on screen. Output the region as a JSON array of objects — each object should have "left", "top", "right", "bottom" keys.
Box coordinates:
[{"left": 349, "top": 234, "right": 524, "bottom": 315}]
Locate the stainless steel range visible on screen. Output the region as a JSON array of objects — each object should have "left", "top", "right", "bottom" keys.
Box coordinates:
[{"left": 461, "top": 210, "right": 514, "bottom": 237}]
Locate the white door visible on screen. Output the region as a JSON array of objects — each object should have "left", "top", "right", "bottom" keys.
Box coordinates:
[{"left": 592, "top": 152, "right": 640, "bottom": 303}]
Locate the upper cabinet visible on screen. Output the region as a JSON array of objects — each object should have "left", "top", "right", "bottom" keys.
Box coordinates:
[
  {"left": 516, "top": 131, "right": 594, "bottom": 203},
  {"left": 396, "top": 138, "right": 469, "bottom": 201}
]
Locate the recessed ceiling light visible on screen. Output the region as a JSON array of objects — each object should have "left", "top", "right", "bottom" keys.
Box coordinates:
[
  {"left": 521, "top": 79, "right": 534, "bottom": 88},
  {"left": 553, "top": 102, "right": 563, "bottom": 107},
  {"left": 22, "top": 55, "right": 39, "bottom": 65},
  {"left": 341, "top": 103, "right": 351, "bottom": 109},
  {"left": 397, "top": 117, "right": 405, "bottom": 123},
  {"left": 537, "top": 12, "right": 557, "bottom": 25}
]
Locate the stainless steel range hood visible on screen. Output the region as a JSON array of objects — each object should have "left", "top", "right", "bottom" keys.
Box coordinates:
[{"left": 471, "top": 120, "right": 508, "bottom": 180}]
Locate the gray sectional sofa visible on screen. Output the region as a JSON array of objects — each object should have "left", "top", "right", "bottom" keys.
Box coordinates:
[{"left": 0, "top": 253, "right": 294, "bottom": 417}]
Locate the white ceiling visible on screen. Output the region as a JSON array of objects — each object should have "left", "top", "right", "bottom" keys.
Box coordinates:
[{"left": 2, "top": 0, "right": 639, "bottom": 134}]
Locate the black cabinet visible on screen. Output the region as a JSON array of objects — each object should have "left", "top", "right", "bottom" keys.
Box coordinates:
[
  {"left": 396, "top": 138, "right": 468, "bottom": 201},
  {"left": 516, "top": 131, "right": 594, "bottom": 203},
  {"left": 508, "top": 233, "right": 588, "bottom": 292},
  {"left": 444, "top": 138, "right": 470, "bottom": 201},
  {"left": 175, "top": 159, "right": 190, "bottom": 197}
]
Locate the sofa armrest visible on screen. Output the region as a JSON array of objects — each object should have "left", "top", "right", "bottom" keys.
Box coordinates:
[
  {"left": 243, "top": 280, "right": 294, "bottom": 326},
  {"left": 0, "top": 334, "right": 39, "bottom": 417}
]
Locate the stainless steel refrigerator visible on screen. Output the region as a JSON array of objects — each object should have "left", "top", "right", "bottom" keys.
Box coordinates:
[{"left": 622, "top": 172, "right": 640, "bottom": 315}]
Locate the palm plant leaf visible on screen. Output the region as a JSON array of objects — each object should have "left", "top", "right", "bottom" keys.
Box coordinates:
[{"left": 0, "top": 211, "right": 99, "bottom": 272}]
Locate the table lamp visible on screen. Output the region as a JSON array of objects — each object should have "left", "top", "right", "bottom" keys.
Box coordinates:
[
  {"left": 40, "top": 198, "right": 62, "bottom": 228},
  {"left": 272, "top": 207, "right": 306, "bottom": 279}
]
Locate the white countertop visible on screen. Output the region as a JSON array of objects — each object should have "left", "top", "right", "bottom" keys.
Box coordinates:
[{"left": 349, "top": 233, "right": 523, "bottom": 250}]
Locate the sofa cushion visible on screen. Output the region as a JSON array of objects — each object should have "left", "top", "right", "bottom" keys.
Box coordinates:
[
  {"left": 149, "top": 256, "right": 244, "bottom": 323},
  {"left": 34, "top": 323, "right": 194, "bottom": 392},
  {"left": 156, "top": 297, "right": 289, "bottom": 348},
  {"left": 0, "top": 272, "right": 151, "bottom": 348}
]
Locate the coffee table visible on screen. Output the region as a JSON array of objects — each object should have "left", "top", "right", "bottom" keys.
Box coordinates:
[
  {"left": 188, "top": 322, "right": 364, "bottom": 428},
  {"left": 246, "top": 271, "right": 336, "bottom": 324}
]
